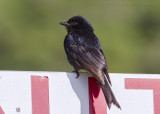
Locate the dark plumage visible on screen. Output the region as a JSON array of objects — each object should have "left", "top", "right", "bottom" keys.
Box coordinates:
[{"left": 60, "top": 16, "right": 121, "bottom": 109}]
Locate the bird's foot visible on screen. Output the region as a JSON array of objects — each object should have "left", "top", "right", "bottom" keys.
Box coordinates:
[{"left": 72, "top": 70, "right": 80, "bottom": 78}]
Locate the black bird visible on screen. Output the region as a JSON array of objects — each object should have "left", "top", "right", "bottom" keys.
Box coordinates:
[{"left": 60, "top": 16, "right": 121, "bottom": 109}]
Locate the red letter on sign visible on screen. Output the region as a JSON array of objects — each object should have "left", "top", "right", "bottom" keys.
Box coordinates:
[
  {"left": 0, "top": 106, "right": 4, "bottom": 114},
  {"left": 125, "top": 78, "right": 160, "bottom": 114},
  {"left": 88, "top": 77, "right": 107, "bottom": 114},
  {"left": 31, "top": 76, "right": 50, "bottom": 114}
]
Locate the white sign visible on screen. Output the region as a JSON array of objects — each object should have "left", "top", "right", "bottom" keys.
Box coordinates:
[{"left": 0, "top": 71, "right": 160, "bottom": 114}]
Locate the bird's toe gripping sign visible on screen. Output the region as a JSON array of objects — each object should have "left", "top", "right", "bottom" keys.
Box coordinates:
[{"left": 0, "top": 71, "right": 160, "bottom": 114}]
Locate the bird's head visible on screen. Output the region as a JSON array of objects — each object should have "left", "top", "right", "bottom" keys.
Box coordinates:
[{"left": 60, "top": 16, "right": 93, "bottom": 33}]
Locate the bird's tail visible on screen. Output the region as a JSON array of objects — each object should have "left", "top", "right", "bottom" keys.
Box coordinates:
[{"left": 100, "top": 78, "right": 121, "bottom": 109}]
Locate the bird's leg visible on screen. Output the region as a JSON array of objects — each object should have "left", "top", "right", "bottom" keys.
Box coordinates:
[{"left": 72, "top": 70, "right": 80, "bottom": 78}]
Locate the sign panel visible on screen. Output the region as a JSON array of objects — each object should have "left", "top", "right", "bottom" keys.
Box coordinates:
[{"left": 0, "top": 71, "right": 159, "bottom": 114}]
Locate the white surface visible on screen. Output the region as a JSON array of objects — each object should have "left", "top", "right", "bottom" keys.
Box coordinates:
[
  {"left": 0, "top": 71, "right": 160, "bottom": 114},
  {"left": 0, "top": 71, "right": 32, "bottom": 114},
  {"left": 108, "top": 74, "right": 154, "bottom": 114},
  {"left": 49, "top": 72, "right": 89, "bottom": 114}
]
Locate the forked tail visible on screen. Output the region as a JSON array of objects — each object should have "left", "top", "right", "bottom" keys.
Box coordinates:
[{"left": 100, "top": 79, "right": 121, "bottom": 109}]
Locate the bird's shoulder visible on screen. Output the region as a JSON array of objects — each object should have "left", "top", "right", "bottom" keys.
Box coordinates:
[{"left": 64, "top": 32, "right": 101, "bottom": 50}]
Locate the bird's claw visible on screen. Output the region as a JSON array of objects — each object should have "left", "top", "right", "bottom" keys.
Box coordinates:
[
  {"left": 76, "top": 74, "right": 79, "bottom": 78},
  {"left": 73, "top": 70, "right": 80, "bottom": 78}
]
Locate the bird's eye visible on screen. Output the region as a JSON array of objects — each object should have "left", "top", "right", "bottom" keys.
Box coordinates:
[{"left": 72, "top": 21, "right": 78, "bottom": 26}]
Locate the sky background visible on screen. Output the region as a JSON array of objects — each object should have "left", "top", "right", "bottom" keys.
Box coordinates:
[{"left": 0, "top": 0, "right": 160, "bottom": 74}]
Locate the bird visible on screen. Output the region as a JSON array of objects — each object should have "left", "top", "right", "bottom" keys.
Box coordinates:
[{"left": 59, "top": 16, "right": 121, "bottom": 109}]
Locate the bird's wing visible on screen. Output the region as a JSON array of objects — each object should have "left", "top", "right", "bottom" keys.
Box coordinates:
[{"left": 66, "top": 44, "right": 110, "bottom": 85}]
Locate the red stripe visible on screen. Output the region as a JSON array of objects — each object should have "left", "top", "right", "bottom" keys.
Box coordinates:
[
  {"left": 88, "top": 77, "right": 107, "bottom": 114},
  {"left": 31, "top": 76, "right": 50, "bottom": 114},
  {"left": 125, "top": 78, "right": 160, "bottom": 114},
  {"left": 0, "top": 106, "right": 4, "bottom": 114}
]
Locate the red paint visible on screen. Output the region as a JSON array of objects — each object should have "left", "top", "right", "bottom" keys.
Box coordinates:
[
  {"left": 0, "top": 106, "right": 4, "bottom": 114},
  {"left": 125, "top": 78, "right": 160, "bottom": 114},
  {"left": 88, "top": 77, "right": 107, "bottom": 114},
  {"left": 31, "top": 76, "right": 50, "bottom": 114}
]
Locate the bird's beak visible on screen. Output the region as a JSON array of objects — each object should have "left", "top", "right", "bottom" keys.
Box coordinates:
[{"left": 59, "top": 22, "right": 70, "bottom": 26}]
